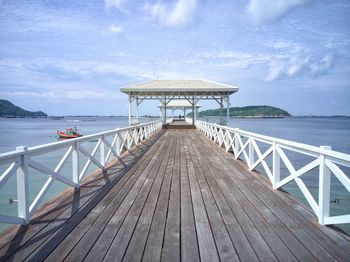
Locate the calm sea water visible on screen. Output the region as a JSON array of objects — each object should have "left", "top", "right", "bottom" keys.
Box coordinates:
[{"left": 0, "top": 117, "right": 349, "bottom": 233}]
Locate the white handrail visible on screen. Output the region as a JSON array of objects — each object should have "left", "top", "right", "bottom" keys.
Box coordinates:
[
  {"left": 196, "top": 120, "right": 350, "bottom": 225},
  {"left": 0, "top": 120, "right": 163, "bottom": 225}
]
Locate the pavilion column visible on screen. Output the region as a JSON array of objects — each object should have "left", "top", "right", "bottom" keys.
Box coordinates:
[
  {"left": 220, "top": 97, "right": 223, "bottom": 125},
  {"left": 226, "top": 95, "right": 230, "bottom": 125},
  {"left": 164, "top": 96, "right": 167, "bottom": 125},
  {"left": 128, "top": 95, "right": 131, "bottom": 125},
  {"left": 136, "top": 97, "right": 139, "bottom": 124},
  {"left": 194, "top": 104, "right": 197, "bottom": 123},
  {"left": 192, "top": 96, "right": 195, "bottom": 125}
]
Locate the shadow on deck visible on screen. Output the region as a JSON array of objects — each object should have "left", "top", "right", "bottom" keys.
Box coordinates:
[{"left": 0, "top": 129, "right": 349, "bottom": 261}]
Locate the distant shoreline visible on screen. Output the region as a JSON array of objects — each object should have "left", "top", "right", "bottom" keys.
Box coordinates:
[
  {"left": 1, "top": 115, "right": 349, "bottom": 119},
  {"left": 202, "top": 115, "right": 350, "bottom": 119}
]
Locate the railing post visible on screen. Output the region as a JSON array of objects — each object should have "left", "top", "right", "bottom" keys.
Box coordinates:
[
  {"left": 100, "top": 135, "right": 105, "bottom": 168},
  {"left": 272, "top": 141, "right": 280, "bottom": 189},
  {"left": 72, "top": 141, "right": 80, "bottom": 187},
  {"left": 319, "top": 145, "right": 331, "bottom": 224},
  {"left": 249, "top": 134, "right": 254, "bottom": 170},
  {"left": 116, "top": 130, "right": 121, "bottom": 156},
  {"left": 234, "top": 129, "right": 239, "bottom": 159},
  {"left": 145, "top": 126, "right": 149, "bottom": 139},
  {"left": 225, "top": 131, "right": 229, "bottom": 152},
  {"left": 16, "top": 146, "right": 30, "bottom": 225}
]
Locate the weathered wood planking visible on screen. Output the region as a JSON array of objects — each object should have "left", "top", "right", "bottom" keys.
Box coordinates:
[{"left": 0, "top": 129, "right": 349, "bottom": 262}]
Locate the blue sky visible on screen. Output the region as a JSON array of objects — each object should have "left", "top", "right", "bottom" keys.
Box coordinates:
[{"left": 0, "top": 0, "right": 349, "bottom": 116}]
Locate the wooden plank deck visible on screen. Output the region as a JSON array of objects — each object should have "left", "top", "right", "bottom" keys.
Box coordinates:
[
  {"left": 167, "top": 120, "right": 195, "bottom": 129},
  {"left": 0, "top": 129, "right": 349, "bottom": 261}
]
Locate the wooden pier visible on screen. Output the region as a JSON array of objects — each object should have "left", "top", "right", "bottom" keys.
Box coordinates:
[
  {"left": 166, "top": 120, "right": 196, "bottom": 129},
  {"left": 0, "top": 128, "right": 349, "bottom": 261}
]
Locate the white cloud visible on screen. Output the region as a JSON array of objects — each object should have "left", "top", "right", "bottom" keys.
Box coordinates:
[
  {"left": 310, "top": 53, "right": 335, "bottom": 76},
  {"left": 0, "top": 89, "right": 120, "bottom": 100},
  {"left": 144, "top": 0, "right": 198, "bottom": 27},
  {"left": 265, "top": 52, "right": 308, "bottom": 81},
  {"left": 287, "top": 53, "right": 310, "bottom": 77},
  {"left": 265, "top": 51, "right": 334, "bottom": 81},
  {"left": 111, "top": 52, "right": 133, "bottom": 58},
  {"left": 195, "top": 50, "right": 272, "bottom": 69},
  {"left": 265, "top": 58, "right": 286, "bottom": 81},
  {"left": 326, "top": 35, "right": 350, "bottom": 48},
  {"left": 0, "top": 58, "right": 154, "bottom": 89},
  {"left": 110, "top": 24, "right": 123, "bottom": 33},
  {"left": 104, "top": 0, "right": 127, "bottom": 9},
  {"left": 247, "top": 0, "right": 309, "bottom": 24},
  {"left": 199, "top": 50, "right": 253, "bottom": 60},
  {"left": 265, "top": 39, "right": 301, "bottom": 51}
]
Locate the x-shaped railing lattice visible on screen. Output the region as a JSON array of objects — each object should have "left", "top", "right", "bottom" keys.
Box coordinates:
[
  {"left": 0, "top": 121, "right": 162, "bottom": 225},
  {"left": 196, "top": 120, "right": 350, "bottom": 225}
]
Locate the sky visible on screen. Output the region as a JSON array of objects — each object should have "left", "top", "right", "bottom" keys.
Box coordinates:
[{"left": 0, "top": 0, "right": 349, "bottom": 116}]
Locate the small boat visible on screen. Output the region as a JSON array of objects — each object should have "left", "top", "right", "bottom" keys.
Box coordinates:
[{"left": 57, "top": 127, "right": 83, "bottom": 139}]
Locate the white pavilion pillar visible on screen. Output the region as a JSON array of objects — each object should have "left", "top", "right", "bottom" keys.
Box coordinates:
[
  {"left": 136, "top": 97, "right": 139, "bottom": 124},
  {"left": 194, "top": 104, "right": 197, "bottom": 123},
  {"left": 226, "top": 95, "right": 230, "bottom": 125},
  {"left": 192, "top": 96, "right": 195, "bottom": 125},
  {"left": 128, "top": 95, "right": 131, "bottom": 125},
  {"left": 220, "top": 97, "right": 223, "bottom": 125},
  {"left": 164, "top": 96, "right": 167, "bottom": 125}
]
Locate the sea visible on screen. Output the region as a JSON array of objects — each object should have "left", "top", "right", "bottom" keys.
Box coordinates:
[{"left": 0, "top": 116, "right": 349, "bottom": 233}]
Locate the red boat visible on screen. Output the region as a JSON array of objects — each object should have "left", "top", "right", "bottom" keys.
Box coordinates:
[{"left": 57, "top": 128, "right": 82, "bottom": 139}]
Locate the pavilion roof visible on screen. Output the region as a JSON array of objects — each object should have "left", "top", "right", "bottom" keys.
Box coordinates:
[{"left": 120, "top": 79, "right": 238, "bottom": 96}]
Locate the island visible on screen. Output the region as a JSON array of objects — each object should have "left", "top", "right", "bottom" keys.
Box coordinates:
[
  {"left": 0, "top": 99, "right": 47, "bottom": 118},
  {"left": 188, "top": 105, "right": 290, "bottom": 118}
]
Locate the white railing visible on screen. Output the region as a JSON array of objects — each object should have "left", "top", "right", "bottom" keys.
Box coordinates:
[
  {"left": 0, "top": 121, "right": 162, "bottom": 225},
  {"left": 196, "top": 120, "right": 350, "bottom": 225}
]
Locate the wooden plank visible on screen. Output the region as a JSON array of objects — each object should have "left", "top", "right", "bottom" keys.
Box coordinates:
[
  {"left": 43, "top": 132, "right": 168, "bottom": 261},
  {"left": 196, "top": 135, "right": 319, "bottom": 261},
  {"left": 0, "top": 134, "right": 161, "bottom": 262},
  {"left": 25, "top": 137, "right": 167, "bottom": 262},
  {"left": 3, "top": 128, "right": 349, "bottom": 262},
  {"left": 198, "top": 134, "right": 297, "bottom": 261},
  {"left": 236, "top": 160, "right": 350, "bottom": 260},
  {"left": 188, "top": 132, "right": 258, "bottom": 262},
  {"left": 116, "top": 131, "right": 176, "bottom": 262},
  {"left": 197, "top": 131, "right": 350, "bottom": 261},
  {"left": 203, "top": 132, "right": 350, "bottom": 258},
  {"left": 0, "top": 138, "right": 153, "bottom": 257},
  {"left": 185, "top": 131, "right": 239, "bottom": 261},
  {"left": 140, "top": 132, "right": 177, "bottom": 262},
  {"left": 208, "top": 154, "right": 319, "bottom": 261},
  {"left": 161, "top": 130, "right": 181, "bottom": 262},
  {"left": 83, "top": 133, "right": 170, "bottom": 261},
  {"left": 246, "top": 166, "right": 350, "bottom": 254},
  {"left": 184, "top": 132, "right": 220, "bottom": 262},
  {"left": 179, "top": 131, "right": 200, "bottom": 262},
  {"left": 191, "top": 132, "right": 277, "bottom": 261}
]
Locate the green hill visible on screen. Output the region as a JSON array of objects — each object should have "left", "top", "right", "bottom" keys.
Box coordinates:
[
  {"left": 189, "top": 105, "right": 290, "bottom": 117},
  {"left": 0, "top": 99, "right": 47, "bottom": 117}
]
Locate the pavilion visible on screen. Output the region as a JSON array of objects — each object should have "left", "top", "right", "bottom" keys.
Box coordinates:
[
  {"left": 120, "top": 79, "right": 239, "bottom": 126},
  {"left": 158, "top": 100, "right": 201, "bottom": 121}
]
